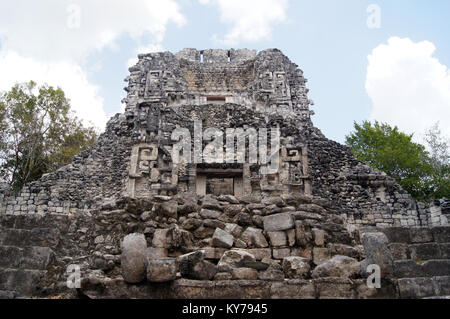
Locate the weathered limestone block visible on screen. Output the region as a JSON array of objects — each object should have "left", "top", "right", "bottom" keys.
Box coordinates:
[
  {"left": 201, "top": 196, "right": 223, "bottom": 211},
  {"left": 177, "top": 251, "right": 218, "bottom": 280},
  {"left": 147, "top": 258, "right": 177, "bottom": 283},
  {"left": 422, "top": 260, "right": 450, "bottom": 276},
  {"left": 181, "top": 218, "right": 202, "bottom": 231},
  {"left": 159, "top": 201, "right": 178, "bottom": 219},
  {"left": 225, "top": 223, "right": 243, "bottom": 238},
  {"left": 200, "top": 209, "right": 222, "bottom": 219},
  {"left": 409, "top": 228, "right": 433, "bottom": 243},
  {"left": 313, "top": 247, "right": 331, "bottom": 265},
  {"left": 204, "top": 247, "right": 227, "bottom": 260},
  {"left": 270, "top": 280, "right": 316, "bottom": 299},
  {"left": 327, "top": 244, "right": 361, "bottom": 260},
  {"left": 378, "top": 227, "right": 410, "bottom": 243},
  {"left": 218, "top": 250, "right": 256, "bottom": 272},
  {"left": 241, "top": 227, "right": 269, "bottom": 248},
  {"left": 398, "top": 277, "right": 437, "bottom": 299},
  {"left": 409, "top": 243, "right": 441, "bottom": 260},
  {"left": 267, "top": 231, "right": 287, "bottom": 247},
  {"left": 223, "top": 205, "right": 244, "bottom": 217},
  {"left": 121, "top": 233, "right": 148, "bottom": 284},
  {"left": 273, "top": 248, "right": 291, "bottom": 260},
  {"left": 388, "top": 243, "right": 408, "bottom": 260},
  {"left": 234, "top": 238, "right": 248, "bottom": 248},
  {"left": 0, "top": 269, "right": 44, "bottom": 296},
  {"left": 234, "top": 248, "right": 272, "bottom": 260},
  {"left": 152, "top": 229, "right": 170, "bottom": 248},
  {"left": 312, "top": 228, "right": 325, "bottom": 246},
  {"left": 440, "top": 243, "right": 450, "bottom": 258},
  {"left": 20, "top": 246, "right": 55, "bottom": 270},
  {"left": 431, "top": 226, "right": 450, "bottom": 243},
  {"left": 203, "top": 219, "right": 225, "bottom": 230},
  {"left": 218, "top": 195, "right": 239, "bottom": 204},
  {"left": 295, "top": 221, "right": 312, "bottom": 247},
  {"left": 262, "top": 197, "right": 285, "bottom": 207},
  {"left": 393, "top": 260, "right": 424, "bottom": 278},
  {"left": 231, "top": 268, "right": 258, "bottom": 280},
  {"left": 287, "top": 229, "right": 296, "bottom": 247},
  {"left": 212, "top": 228, "right": 234, "bottom": 248},
  {"left": 263, "top": 213, "right": 294, "bottom": 232},
  {"left": 282, "top": 257, "right": 311, "bottom": 279},
  {"left": 360, "top": 232, "right": 394, "bottom": 278},
  {"left": 0, "top": 246, "right": 22, "bottom": 268},
  {"left": 146, "top": 247, "right": 168, "bottom": 260},
  {"left": 312, "top": 256, "right": 360, "bottom": 279},
  {"left": 315, "top": 278, "right": 354, "bottom": 299},
  {"left": 258, "top": 269, "right": 285, "bottom": 282}
]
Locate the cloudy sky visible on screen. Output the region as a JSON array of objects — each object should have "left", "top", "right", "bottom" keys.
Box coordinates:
[{"left": 0, "top": 0, "right": 449, "bottom": 144}]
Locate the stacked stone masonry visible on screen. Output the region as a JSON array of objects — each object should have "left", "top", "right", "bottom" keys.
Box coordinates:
[{"left": 0, "top": 48, "right": 448, "bottom": 299}]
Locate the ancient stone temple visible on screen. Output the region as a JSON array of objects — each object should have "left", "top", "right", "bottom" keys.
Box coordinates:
[{"left": 0, "top": 49, "right": 448, "bottom": 299}]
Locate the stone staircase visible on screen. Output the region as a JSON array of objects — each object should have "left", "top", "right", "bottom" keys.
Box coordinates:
[
  {"left": 0, "top": 214, "right": 64, "bottom": 298},
  {"left": 380, "top": 226, "right": 450, "bottom": 298}
]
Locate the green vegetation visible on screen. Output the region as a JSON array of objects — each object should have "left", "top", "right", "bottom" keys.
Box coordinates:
[
  {"left": 346, "top": 121, "right": 449, "bottom": 202},
  {"left": 0, "top": 81, "right": 98, "bottom": 194}
]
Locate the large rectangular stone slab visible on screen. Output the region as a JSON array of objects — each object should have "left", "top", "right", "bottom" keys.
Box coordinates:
[
  {"left": 398, "top": 277, "right": 437, "bottom": 299},
  {"left": 388, "top": 243, "right": 408, "bottom": 260},
  {"left": 0, "top": 269, "right": 44, "bottom": 296},
  {"left": 433, "top": 276, "right": 450, "bottom": 296},
  {"left": 0, "top": 246, "right": 22, "bottom": 268},
  {"left": 232, "top": 248, "right": 272, "bottom": 260},
  {"left": 422, "top": 260, "right": 450, "bottom": 276},
  {"left": 409, "top": 243, "right": 441, "bottom": 260},
  {"left": 263, "top": 213, "right": 294, "bottom": 232},
  {"left": 431, "top": 227, "right": 450, "bottom": 243},
  {"left": 20, "top": 247, "right": 55, "bottom": 270},
  {"left": 409, "top": 228, "right": 433, "bottom": 243},
  {"left": 379, "top": 227, "right": 411, "bottom": 243},
  {"left": 393, "top": 260, "right": 424, "bottom": 278},
  {"left": 314, "top": 277, "right": 354, "bottom": 299},
  {"left": 270, "top": 280, "right": 315, "bottom": 299}
]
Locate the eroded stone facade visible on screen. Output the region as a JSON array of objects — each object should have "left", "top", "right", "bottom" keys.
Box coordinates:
[{"left": 0, "top": 48, "right": 448, "bottom": 299}]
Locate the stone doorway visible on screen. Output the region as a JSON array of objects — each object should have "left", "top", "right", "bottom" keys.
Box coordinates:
[{"left": 196, "top": 167, "right": 244, "bottom": 197}]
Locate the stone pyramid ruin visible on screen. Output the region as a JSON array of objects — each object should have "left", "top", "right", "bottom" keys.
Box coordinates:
[{"left": 0, "top": 49, "right": 448, "bottom": 299}]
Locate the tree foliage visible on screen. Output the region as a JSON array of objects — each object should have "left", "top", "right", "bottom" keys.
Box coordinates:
[
  {"left": 346, "top": 121, "right": 449, "bottom": 201},
  {"left": 423, "top": 123, "right": 450, "bottom": 199},
  {"left": 0, "top": 81, "right": 98, "bottom": 194}
]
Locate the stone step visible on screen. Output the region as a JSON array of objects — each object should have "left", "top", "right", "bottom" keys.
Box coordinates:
[
  {"left": 0, "top": 245, "right": 55, "bottom": 270},
  {"left": 0, "top": 228, "right": 60, "bottom": 249},
  {"left": 397, "top": 276, "right": 450, "bottom": 299},
  {"left": 0, "top": 268, "right": 46, "bottom": 296},
  {"left": 0, "top": 290, "right": 18, "bottom": 299},
  {"left": 409, "top": 243, "right": 448, "bottom": 260},
  {"left": 394, "top": 259, "right": 450, "bottom": 278},
  {"left": 0, "top": 214, "right": 71, "bottom": 231},
  {"left": 375, "top": 226, "right": 450, "bottom": 244}
]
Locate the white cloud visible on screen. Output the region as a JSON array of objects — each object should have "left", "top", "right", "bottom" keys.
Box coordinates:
[
  {"left": 0, "top": 0, "right": 186, "bottom": 131},
  {"left": 0, "top": 0, "right": 186, "bottom": 62},
  {"left": 199, "top": 0, "right": 290, "bottom": 45},
  {"left": 366, "top": 37, "right": 450, "bottom": 141},
  {"left": 0, "top": 50, "right": 107, "bottom": 129}
]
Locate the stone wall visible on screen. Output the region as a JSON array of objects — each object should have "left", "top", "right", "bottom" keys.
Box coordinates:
[{"left": 0, "top": 48, "right": 448, "bottom": 299}]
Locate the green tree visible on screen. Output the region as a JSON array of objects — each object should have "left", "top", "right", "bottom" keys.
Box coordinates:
[
  {"left": 345, "top": 121, "right": 434, "bottom": 201},
  {"left": 423, "top": 122, "right": 450, "bottom": 199},
  {"left": 0, "top": 81, "right": 98, "bottom": 193}
]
